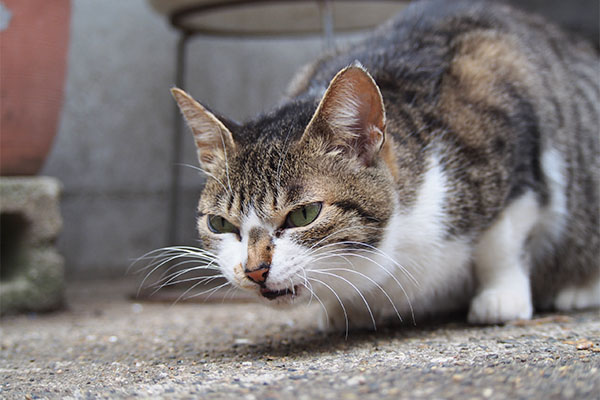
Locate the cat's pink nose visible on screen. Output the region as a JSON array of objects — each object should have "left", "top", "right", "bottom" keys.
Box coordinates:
[{"left": 245, "top": 264, "right": 270, "bottom": 286}]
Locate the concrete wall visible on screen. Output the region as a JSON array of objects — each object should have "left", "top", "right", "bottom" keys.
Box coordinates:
[{"left": 42, "top": 0, "right": 598, "bottom": 279}]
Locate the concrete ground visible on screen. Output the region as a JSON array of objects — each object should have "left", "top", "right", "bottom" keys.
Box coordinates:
[{"left": 1, "top": 279, "right": 598, "bottom": 399}]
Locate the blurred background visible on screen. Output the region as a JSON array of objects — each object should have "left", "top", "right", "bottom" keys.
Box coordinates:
[{"left": 0, "top": 0, "right": 598, "bottom": 311}]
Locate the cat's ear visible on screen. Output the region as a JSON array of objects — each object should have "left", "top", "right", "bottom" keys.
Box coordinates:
[
  {"left": 302, "top": 64, "right": 386, "bottom": 166},
  {"left": 171, "top": 88, "right": 236, "bottom": 173}
]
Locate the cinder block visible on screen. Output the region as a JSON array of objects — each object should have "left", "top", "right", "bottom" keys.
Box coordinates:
[{"left": 0, "top": 177, "right": 65, "bottom": 315}]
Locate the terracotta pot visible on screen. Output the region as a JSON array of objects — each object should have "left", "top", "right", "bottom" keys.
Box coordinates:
[{"left": 0, "top": 0, "right": 71, "bottom": 176}]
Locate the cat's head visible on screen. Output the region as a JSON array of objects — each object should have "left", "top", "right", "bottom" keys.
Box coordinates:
[{"left": 172, "top": 65, "right": 399, "bottom": 307}]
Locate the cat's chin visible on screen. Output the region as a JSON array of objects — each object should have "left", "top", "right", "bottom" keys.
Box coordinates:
[{"left": 250, "top": 285, "right": 307, "bottom": 308}]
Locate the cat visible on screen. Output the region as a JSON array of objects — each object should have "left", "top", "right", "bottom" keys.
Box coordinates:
[{"left": 168, "top": 0, "right": 599, "bottom": 332}]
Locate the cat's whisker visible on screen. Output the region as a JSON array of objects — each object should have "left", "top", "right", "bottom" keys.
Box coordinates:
[
  {"left": 177, "top": 163, "right": 230, "bottom": 195},
  {"left": 150, "top": 266, "right": 221, "bottom": 293},
  {"left": 312, "top": 244, "right": 419, "bottom": 290},
  {"left": 183, "top": 281, "right": 232, "bottom": 303},
  {"left": 307, "top": 276, "right": 349, "bottom": 339},
  {"left": 154, "top": 273, "right": 224, "bottom": 290},
  {"left": 306, "top": 225, "right": 386, "bottom": 253},
  {"left": 298, "top": 268, "right": 313, "bottom": 306},
  {"left": 170, "top": 278, "right": 210, "bottom": 307},
  {"left": 276, "top": 125, "right": 294, "bottom": 189},
  {"left": 133, "top": 245, "right": 218, "bottom": 261},
  {"left": 309, "top": 290, "right": 328, "bottom": 323},
  {"left": 309, "top": 270, "right": 377, "bottom": 331},
  {"left": 137, "top": 252, "right": 218, "bottom": 297},
  {"left": 131, "top": 247, "right": 219, "bottom": 276},
  {"left": 154, "top": 260, "right": 219, "bottom": 289},
  {"left": 294, "top": 272, "right": 328, "bottom": 323},
  {"left": 313, "top": 249, "right": 415, "bottom": 325},
  {"left": 129, "top": 248, "right": 188, "bottom": 274},
  {"left": 312, "top": 241, "right": 420, "bottom": 287},
  {"left": 306, "top": 227, "right": 358, "bottom": 253},
  {"left": 171, "top": 280, "right": 230, "bottom": 307},
  {"left": 221, "top": 287, "right": 234, "bottom": 303},
  {"left": 137, "top": 254, "right": 218, "bottom": 296},
  {"left": 153, "top": 259, "right": 219, "bottom": 287},
  {"left": 317, "top": 266, "right": 403, "bottom": 323},
  {"left": 142, "top": 255, "right": 218, "bottom": 283},
  {"left": 152, "top": 274, "right": 225, "bottom": 295},
  {"left": 217, "top": 133, "right": 234, "bottom": 196},
  {"left": 132, "top": 246, "right": 219, "bottom": 271},
  {"left": 222, "top": 285, "right": 240, "bottom": 303},
  {"left": 334, "top": 247, "right": 420, "bottom": 290},
  {"left": 137, "top": 253, "right": 199, "bottom": 296},
  {"left": 154, "top": 253, "right": 219, "bottom": 274}
]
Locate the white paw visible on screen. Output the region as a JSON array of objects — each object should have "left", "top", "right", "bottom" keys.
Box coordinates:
[
  {"left": 468, "top": 288, "right": 533, "bottom": 324},
  {"left": 555, "top": 282, "right": 600, "bottom": 311}
]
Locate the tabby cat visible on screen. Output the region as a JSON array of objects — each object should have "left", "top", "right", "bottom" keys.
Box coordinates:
[{"left": 169, "top": 0, "right": 599, "bottom": 331}]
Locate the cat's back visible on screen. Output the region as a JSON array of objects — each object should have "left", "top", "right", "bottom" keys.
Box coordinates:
[{"left": 299, "top": 0, "right": 598, "bottom": 95}]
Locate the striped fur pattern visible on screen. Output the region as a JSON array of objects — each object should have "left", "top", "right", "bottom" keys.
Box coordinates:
[{"left": 171, "top": 0, "right": 599, "bottom": 331}]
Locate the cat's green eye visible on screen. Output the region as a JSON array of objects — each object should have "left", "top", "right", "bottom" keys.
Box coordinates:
[
  {"left": 285, "top": 202, "right": 322, "bottom": 228},
  {"left": 207, "top": 215, "right": 238, "bottom": 234}
]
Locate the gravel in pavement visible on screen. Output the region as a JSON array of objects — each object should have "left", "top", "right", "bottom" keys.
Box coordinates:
[{"left": 1, "top": 280, "right": 598, "bottom": 399}]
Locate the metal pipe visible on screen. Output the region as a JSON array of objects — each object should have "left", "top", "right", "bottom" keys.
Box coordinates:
[
  {"left": 319, "top": 0, "right": 335, "bottom": 51},
  {"left": 167, "top": 33, "right": 189, "bottom": 245}
]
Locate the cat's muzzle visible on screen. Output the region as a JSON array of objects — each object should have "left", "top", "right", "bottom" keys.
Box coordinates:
[{"left": 244, "top": 263, "right": 299, "bottom": 300}]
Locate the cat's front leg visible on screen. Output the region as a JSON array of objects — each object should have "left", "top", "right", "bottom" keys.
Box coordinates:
[{"left": 468, "top": 192, "right": 540, "bottom": 324}]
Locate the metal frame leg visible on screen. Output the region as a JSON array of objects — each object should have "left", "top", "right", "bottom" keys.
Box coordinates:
[
  {"left": 319, "top": 0, "right": 335, "bottom": 51},
  {"left": 167, "top": 33, "right": 190, "bottom": 245}
]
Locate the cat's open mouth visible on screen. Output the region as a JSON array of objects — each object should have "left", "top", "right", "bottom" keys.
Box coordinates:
[{"left": 260, "top": 285, "right": 299, "bottom": 300}]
